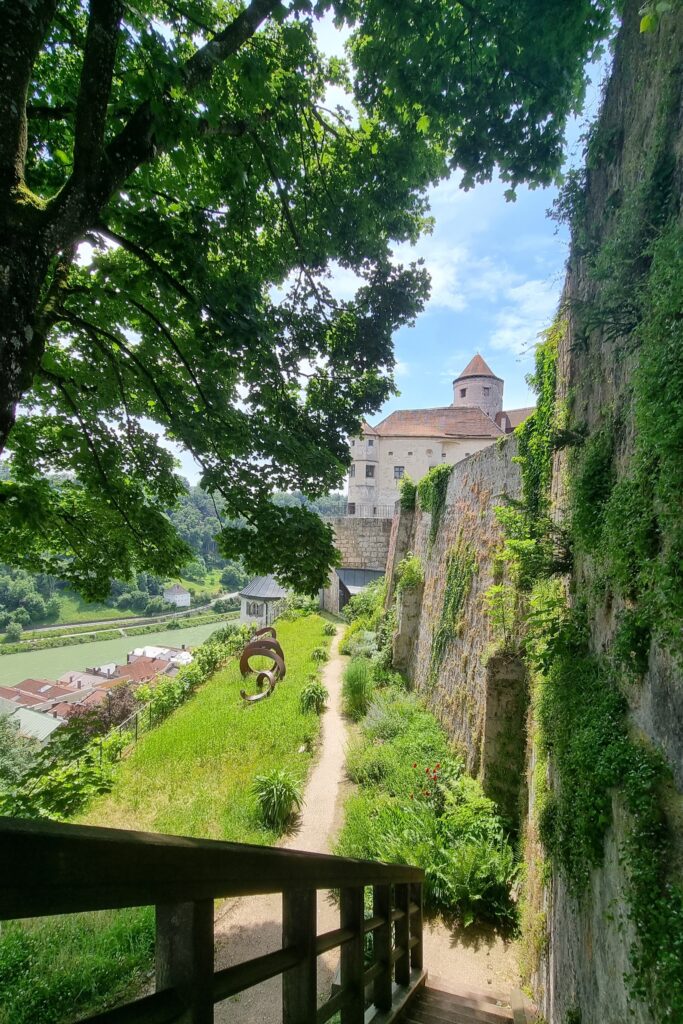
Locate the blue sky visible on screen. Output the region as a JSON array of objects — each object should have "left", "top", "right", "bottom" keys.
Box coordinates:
[
  {"left": 172, "top": 19, "right": 609, "bottom": 482},
  {"left": 313, "top": 15, "right": 608, "bottom": 421}
]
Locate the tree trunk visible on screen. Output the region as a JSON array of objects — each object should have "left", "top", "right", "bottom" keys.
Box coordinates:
[{"left": 0, "top": 242, "right": 47, "bottom": 453}]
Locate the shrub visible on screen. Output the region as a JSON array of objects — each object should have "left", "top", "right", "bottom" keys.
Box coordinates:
[
  {"left": 398, "top": 475, "right": 417, "bottom": 511},
  {"left": 4, "top": 621, "right": 22, "bottom": 643},
  {"left": 299, "top": 679, "right": 329, "bottom": 715},
  {"left": 322, "top": 622, "right": 337, "bottom": 636},
  {"left": 253, "top": 768, "right": 303, "bottom": 833},
  {"left": 342, "top": 658, "right": 373, "bottom": 720},
  {"left": 311, "top": 646, "right": 328, "bottom": 663},
  {"left": 336, "top": 685, "right": 518, "bottom": 926},
  {"left": 395, "top": 554, "right": 424, "bottom": 593}
]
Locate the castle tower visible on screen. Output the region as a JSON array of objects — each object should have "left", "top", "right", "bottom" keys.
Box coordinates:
[{"left": 452, "top": 354, "right": 503, "bottom": 420}]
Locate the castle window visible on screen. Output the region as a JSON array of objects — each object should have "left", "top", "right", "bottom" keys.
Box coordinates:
[
  {"left": 394, "top": 466, "right": 405, "bottom": 479},
  {"left": 365, "top": 465, "right": 375, "bottom": 478},
  {"left": 349, "top": 464, "right": 355, "bottom": 477},
  {"left": 460, "top": 388, "right": 467, "bottom": 398},
  {"left": 367, "top": 439, "right": 374, "bottom": 447},
  {"left": 348, "top": 502, "right": 356, "bottom": 515},
  {"left": 483, "top": 386, "right": 490, "bottom": 396},
  {"left": 407, "top": 451, "right": 413, "bottom": 456},
  {"left": 351, "top": 440, "right": 355, "bottom": 446}
]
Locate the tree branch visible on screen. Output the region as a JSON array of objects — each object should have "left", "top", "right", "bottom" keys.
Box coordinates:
[
  {"left": 0, "top": 0, "right": 58, "bottom": 191},
  {"left": 47, "top": 0, "right": 280, "bottom": 246},
  {"left": 72, "top": 0, "right": 124, "bottom": 185}
]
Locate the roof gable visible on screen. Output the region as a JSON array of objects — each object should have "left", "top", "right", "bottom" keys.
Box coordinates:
[
  {"left": 369, "top": 406, "right": 503, "bottom": 439},
  {"left": 455, "top": 354, "right": 500, "bottom": 380}
]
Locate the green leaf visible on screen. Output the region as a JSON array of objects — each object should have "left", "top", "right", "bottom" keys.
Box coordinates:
[
  {"left": 53, "top": 149, "right": 69, "bottom": 165},
  {"left": 416, "top": 114, "right": 430, "bottom": 134},
  {"left": 640, "top": 12, "right": 658, "bottom": 31}
]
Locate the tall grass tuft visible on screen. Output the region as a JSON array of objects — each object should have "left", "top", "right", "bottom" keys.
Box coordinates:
[
  {"left": 253, "top": 768, "right": 303, "bottom": 833},
  {"left": 299, "top": 678, "right": 329, "bottom": 715},
  {"left": 342, "top": 658, "right": 373, "bottom": 720}
]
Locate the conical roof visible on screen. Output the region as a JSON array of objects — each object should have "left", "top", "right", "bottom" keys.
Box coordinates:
[{"left": 454, "top": 354, "right": 500, "bottom": 380}]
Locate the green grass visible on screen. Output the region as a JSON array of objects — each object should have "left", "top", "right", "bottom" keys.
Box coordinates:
[
  {"left": 336, "top": 685, "right": 518, "bottom": 927},
  {"left": 0, "top": 615, "right": 331, "bottom": 1024},
  {"left": 341, "top": 657, "right": 373, "bottom": 720},
  {"left": 54, "top": 593, "right": 138, "bottom": 625},
  {"left": 80, "top": 615, "right": 330, "bottom": 840},
  {"left": 0, "top": 909, "right": 155, "bottom": 1024},
  {"left": 175, "top": 569, "right": 223, "bottom": 600}
]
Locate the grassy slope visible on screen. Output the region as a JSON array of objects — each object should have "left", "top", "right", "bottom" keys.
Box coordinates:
[
  {"left": 0, "top": 615, "right": 330, "bottom": 1024},
  {"left": 80, "top": 614, "right": 328, "bottom": 841}
]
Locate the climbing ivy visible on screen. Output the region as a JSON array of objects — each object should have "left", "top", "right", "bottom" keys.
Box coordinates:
[
  {"left": 398, "top": 475, "right": 417, "bottom": 512},
  {"left": 495, "top": 293, "right": 683, "bottom": 1016},
  {"left": 569, "top": 225, "right": 683, "bottom": 664},
  {"left": 429, "top": 532, "right": 476, "bottom": 681},
  {"left": 417, "top": 464, "right": 453, "bottom": 548},
  {"left": 394, "top": 554, "right": 424, "bottom": 593}
]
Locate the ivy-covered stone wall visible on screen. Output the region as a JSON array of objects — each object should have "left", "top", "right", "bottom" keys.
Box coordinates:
[
  {"left": 386, "top": 439, "right": 523, "bottom": 776},
  {"left": 388, "top": 3, "right": 683, "bottom": 1020}
]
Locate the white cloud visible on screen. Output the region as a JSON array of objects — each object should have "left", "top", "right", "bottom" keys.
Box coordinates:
[{"left": 489, "top": 278, "right": 559, "bottom": 355}]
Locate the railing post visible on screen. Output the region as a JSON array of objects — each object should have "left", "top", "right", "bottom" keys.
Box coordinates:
[
  {"left": 410, "top": 882, "right": 423, "bottom": 971},
  {"left": 156, "top": 900, "right": 214, "bottom": 1024},
  {"left": 394, "top": 883, "right": 410, "bottom": 987},
  {"left": 340, "top": 886, "right": 365, "bottom": 1023},
  {"left": 372, "top": 884, "right": 393, "bottom": 1012},
  {"left": 282, "top": 888, "right": 316, "bottom": 1024}
]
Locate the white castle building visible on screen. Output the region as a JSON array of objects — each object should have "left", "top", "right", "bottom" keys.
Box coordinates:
[{"left": 347, "top": 354, "right": 533, "bottom": 513}]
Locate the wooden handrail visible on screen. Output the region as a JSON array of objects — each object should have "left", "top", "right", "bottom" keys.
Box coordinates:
[{"left": 0, "top": 817, "right": 426, "bottom": 1024}]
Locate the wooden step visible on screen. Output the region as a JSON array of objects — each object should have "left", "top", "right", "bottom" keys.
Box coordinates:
[{"left": 400, "top": 982, "right": 514, "bottom": 1024}]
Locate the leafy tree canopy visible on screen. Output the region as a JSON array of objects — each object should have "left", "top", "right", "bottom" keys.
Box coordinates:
[{"left": 0, "top": 0, "right": 611, "bottom": 596}]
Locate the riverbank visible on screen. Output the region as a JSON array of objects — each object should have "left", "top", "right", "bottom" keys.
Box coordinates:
[{"left": 0, "top": 619, "right": 237, "bottom": 687}]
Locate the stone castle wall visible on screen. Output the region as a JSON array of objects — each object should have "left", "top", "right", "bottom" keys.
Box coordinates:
[{"left": 387, "top": 440, "right": 523, "bottom": 779}]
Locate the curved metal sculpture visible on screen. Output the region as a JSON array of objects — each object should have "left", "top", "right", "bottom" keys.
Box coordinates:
[{"left": 239, "top": 628, "right": 286, "bottom": 703}]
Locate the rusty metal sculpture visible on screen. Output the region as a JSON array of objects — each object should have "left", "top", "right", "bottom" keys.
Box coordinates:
[{"left": 239, "top": 627, "right": 286, "bottom": 703}]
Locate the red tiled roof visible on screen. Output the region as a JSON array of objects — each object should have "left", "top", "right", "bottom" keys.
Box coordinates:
[
  {"left": 113, "top": 657, "right": 168, "bottom": 683},
  {"left": 366, "top": 406, "right": 503, "bottom": 439},
  {"left": 503, "top": 407, "right": 535, "bottom": 428},
  {"left": 13, "top": 679, "right": 72, "bottom": 699},
  {"left": 454, "top": 354, "right": 501, "bottom": 380},
  {"left": 0, "top": 686, "right": 42, "bottom": 707}
]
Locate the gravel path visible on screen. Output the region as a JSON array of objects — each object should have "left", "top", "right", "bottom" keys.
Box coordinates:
[
  {"left": 213, "top": 625, "right": 351, "bottom": 1022},
  {"left": 212, "top": 626, "right": 519, "bottom": 1020}
]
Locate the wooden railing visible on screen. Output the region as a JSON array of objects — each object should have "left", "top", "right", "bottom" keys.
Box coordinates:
[{"left": 0, "top": 818, "right": 426, "bottom": 1024}]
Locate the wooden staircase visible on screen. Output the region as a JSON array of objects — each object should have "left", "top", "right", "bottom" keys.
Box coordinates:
[{"left": 400, "top": 976, "right": 524, "bottom": 1024}]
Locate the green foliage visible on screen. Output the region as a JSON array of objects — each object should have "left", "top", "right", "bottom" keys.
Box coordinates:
[
  {"left": 0, "top": 610, "right": 232, "bottom": 656},
  {"left": 337, "top": 685, "right": 518, "bottom": 926},
  {"left": 0, "top": 716, "right": 39, "bottom": 787},
  {"left": 322, "top": 622, "right": 337, "bottom": 636},
  {"left": 568, "top": 226, "right": 683, "bottom": 662},
  {"left": 4, "top": 621, "right": 22, "bottom": 643},
  {"left": 514, "top": 320, "right": 561, "bottom": 529},
  {"left": 253, "top": 768, "right": 303, "bottom": 834},
  {"left": 483, "top": 584, "right": 519, "bottom": 654},
  {"left": 0, "top": 624, "right": 251, "bottom": 820},
  {"left": 79, "top": 616, "right": 329, "bottom": 841},
  {"left": 531, "top": 603, "right": 683, "bottom": 1018},
  {"left": 279, "top": 594, "right": 320, "bottom": 620},
  {"left": 430, "top": 533, "right": 476, "bottom": 679},
  {"left": 569, "top": 426, "right": 615, "bottom": 552},
  {"left": 394, "top": 554, "right": 424, "bottom": 593},
  {"left": 311, "top": 645, "right": 329, "bottom": 664},
  {"left": 398, "top": 475, "right": 417, "bottom": 512},
  {"left": 0, "top": 908, "right": 155, "bottom": 1024},
  {"left": 498, "top": 292, "right": 683, "bottom": 1014},
  {"left": 342, "top": 658, "right": 374, "bottom": 721},
  {"left": 343, "top": 577, "right": 386, "bottom": 625},
  {"left": 417, "top": 465, "right": 452, "bottom": 548},
  {"left": 299, "top": 678, "right": 329, "bottom": 715}
]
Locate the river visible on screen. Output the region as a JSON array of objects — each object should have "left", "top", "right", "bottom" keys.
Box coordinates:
[{"left": 0, "top": 621, "right": 230, "bottom": 687}]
